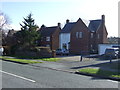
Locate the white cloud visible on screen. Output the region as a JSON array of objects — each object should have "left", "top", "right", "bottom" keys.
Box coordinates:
[{"left": 9, "top": 24, "right": 20, "bottom": 30}]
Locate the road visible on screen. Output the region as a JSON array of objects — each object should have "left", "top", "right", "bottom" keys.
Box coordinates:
[{"left": 1, "top": 60, "right": 119, "bottom": 88}]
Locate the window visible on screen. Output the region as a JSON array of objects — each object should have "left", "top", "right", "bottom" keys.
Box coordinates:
[
  {"left": 98, "top": 34, "right": 100, "bottom": 39},
  {"left": 76, "top": 32, "right": 79, "bottom": 38},
  {"left": 91, "top": 44, "right": 93, "bottom": 48},
  {"left": 91, "top": 33, "right": 93, "bottom": 38},
  {"left": 76, "top": 32, "right": 83, "bottom": 38},
  {"left": 46, "top": 37, "right": 50, "bottom": 41},
  {"left": 46, "top": 44, "right": 50, "bottom": 47},
  {"left": 79, "top": 32, "right": 83, "bottom": 38}
]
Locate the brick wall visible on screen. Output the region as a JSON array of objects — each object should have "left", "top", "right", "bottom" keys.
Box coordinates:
[
  {"left": 70, "top": 19, "right": 90, "bottom": 54},
  {"left": 51, "top": 27, "right": 60, "bottom": 50}
]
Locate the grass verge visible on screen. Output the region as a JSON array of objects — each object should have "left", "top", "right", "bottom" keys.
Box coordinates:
[
  {"left": 0, "top": 56, "right": 59, "bottom": 62},
  {"left": 0, "top": 56, "right": 42, "bottom": 64},
  {"left": 38, "top": 58, "right": 60, "bottom": 62},
  {"left": 78, "top": 68, "right": 120, "bottom": 78}
]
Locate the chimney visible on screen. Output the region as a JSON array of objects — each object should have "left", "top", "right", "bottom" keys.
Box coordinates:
[
  {"left": 102, "top": 15, "right": 105, "bottom": 24},
  {"left": 41, "top": 24, "right": 46, "bottom": 28},
  {"left": 58, "top": 23, "right": 61, "bottom": 28},
  {"left": 66, "top": 19, "right": 69, "bottom": 24}
]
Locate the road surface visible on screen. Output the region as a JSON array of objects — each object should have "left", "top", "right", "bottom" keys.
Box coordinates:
[{"left": 1, "top": 60, "right": 119, "bottom": 88}]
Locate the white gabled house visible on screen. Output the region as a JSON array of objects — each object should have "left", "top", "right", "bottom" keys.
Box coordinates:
[
  {"left": 59, "top": 19, "right": 76, "bottom": 50},
  {"left": 59, "top": 15, "right": 108, "bottom": 54}
]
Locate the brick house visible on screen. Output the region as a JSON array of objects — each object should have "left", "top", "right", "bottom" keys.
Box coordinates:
[
  {"left": 38, "top": 23, "right": 61, "bottom": 50},
  {"left": 60, "top": 15, "right": 108, "bottom": 54},
  {"left": 60, "top": 18, "right": 90, "bottom": 54},
  {"left": 88, "top": 15, "right": 108, "bottom": 53},
  {"left": 70, "top": 18, "right": 90, "bottom": 54}
]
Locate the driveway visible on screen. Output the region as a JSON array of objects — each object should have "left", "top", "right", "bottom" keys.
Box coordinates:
[{"left": 32, "top": 55, "right": 119, "bottom": 73}]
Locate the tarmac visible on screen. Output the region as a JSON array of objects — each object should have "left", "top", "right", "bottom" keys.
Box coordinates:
[
  {"left": 30, "top": 55, "right": 120, "bottom": 81},
  {"left": 2, "top": 55, "right": 120, "bottom": 81}
]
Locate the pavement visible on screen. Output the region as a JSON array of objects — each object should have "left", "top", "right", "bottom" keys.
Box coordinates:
[
  {"left": 31, "top": 55, "right": 119, "bottom": 73},
  {"left": 2, "top": 55, "right": 119, "bottom": 81},
  {"left": 30, "top": 55, "right": 120, "bottom": 82},
  {"left": 2, "top": 59, "right": 119, "bottom": 88}
]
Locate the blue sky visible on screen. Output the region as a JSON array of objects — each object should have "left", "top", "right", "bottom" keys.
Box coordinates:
[{"left": 1, "top": 0, "right": 119, "bottom": 37}]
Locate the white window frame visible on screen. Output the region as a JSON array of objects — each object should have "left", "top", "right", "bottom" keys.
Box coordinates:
[
  {"left": 91, "top": 44, "right": 93, "bottom": 48},
  {"left": 98, "top": 34, "right": 100, "bottom": 39},
  {"left": 46, "top": 37, "right": 50, "bottom": 41},
  {"left": 76, "top": 32, "right": 79, "bottom": 38},
  {"left": 79, "top": 32, "right": 83, "bottom": 38},
  {"left": 91, "top": 33, "right": 93, "bottom": 38}
]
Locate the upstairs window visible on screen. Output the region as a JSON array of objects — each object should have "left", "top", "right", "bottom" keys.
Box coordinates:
[
  {"left": 91, "top": 44, "right": 93, "bottom": 48},
  {"left": 98, "top": 34, "right": 100, "bottom": 39},
  {"left": 76, "top": 32, "right": 83, "bottom": 38},
  {"left": 76, "top": 32, "right": 79, "bottom": 38},
  {"left": 79, "top": 32, "right": 83, "bottom": 38},
  {"left": 46, "top": 37, "right": 50, "bottom": 41},
  {"left": 91, "top": 33, "right": 94, "bottom": 38}
]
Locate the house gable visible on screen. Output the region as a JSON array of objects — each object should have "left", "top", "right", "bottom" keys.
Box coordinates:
[
  {"left": 70, "top": 18, "right": 90, "bottom": 54},
  {"left": 88, "top": 15, "right": 108, "bottom": 53},
  {"left": 96, "top": 22, "right": 108, "bottom": 44}
]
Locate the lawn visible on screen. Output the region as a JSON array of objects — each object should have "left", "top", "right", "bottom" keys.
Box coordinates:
[
  {"left": 95, "top": 60, "right": 120, "bottom": 70},
  {"left": 0, "top": 56, "right": 60, "bottom": 63},
  {"left": 0, "top": 56, "right": 42, "bottom": 64},
  {"left": 78, "top": 68, "right": 120, "bottom": 78},
  {"left": 38, "top": 58, "right": 60, "bottom": 62}
]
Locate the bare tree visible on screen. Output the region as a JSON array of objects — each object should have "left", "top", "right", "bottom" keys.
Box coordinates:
[
  {"left": 0, "top": 11, "right": 11, "bottom": 46},
  {"left": 0, "top": 11, "right": 11, "bottom": 31}
]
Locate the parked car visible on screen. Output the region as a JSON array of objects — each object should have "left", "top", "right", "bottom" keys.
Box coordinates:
[
  {"left": 104, "top": 48, "right": 119, "bottom": 58},
  {"left": 56, "top": 49, "right": 63, "bottom": 55},
  {"left": 62, "top": 49, "right": 69, "bottom": 55},
  {"left": 0, "top": 47, "right": 4, "bottom": 55},
  {"left": 56, "top": 49, "right": 69, "bottom": 55}
]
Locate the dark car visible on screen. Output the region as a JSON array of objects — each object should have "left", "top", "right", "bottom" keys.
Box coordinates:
[
  {"left": 104, "top": 48, "right": 119, "bottom": 58},
  {"left": 56, "top": 49, "right": 69, "bottom": 55},
  {"left": 62, "top": 49, "right": 69, "bottom": 55},
  {"left": 56, "top": 49, "right": 63, "bottom": 55}
]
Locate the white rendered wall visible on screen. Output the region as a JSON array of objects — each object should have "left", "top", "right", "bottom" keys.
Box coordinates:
[
  {"left": 59, "top": 33, "right": 70, "bottom": 49},
  {"left": 98, "top": 44, "right": 118, "bottom": 55}
]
